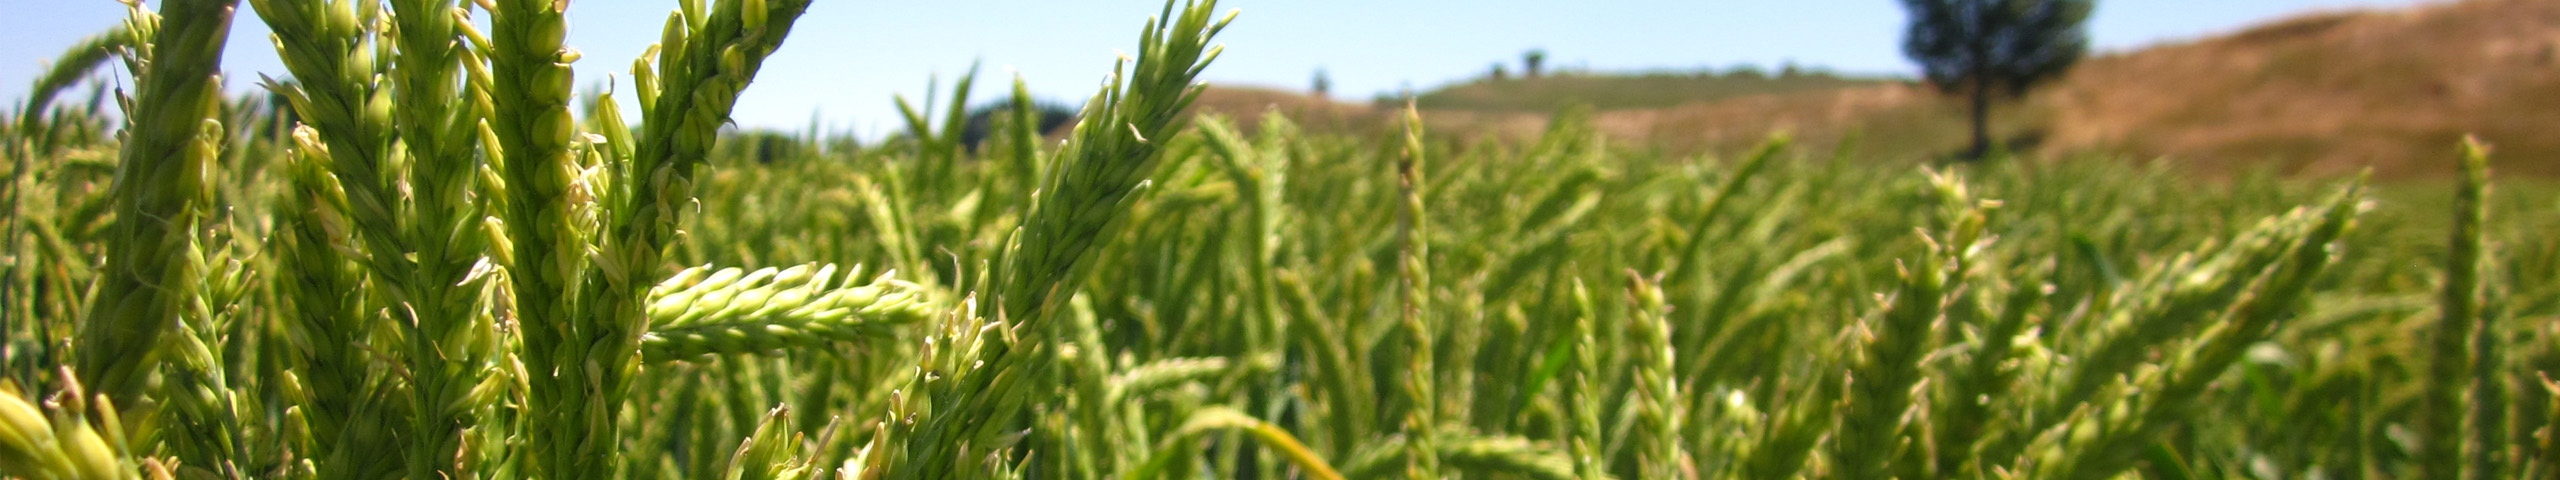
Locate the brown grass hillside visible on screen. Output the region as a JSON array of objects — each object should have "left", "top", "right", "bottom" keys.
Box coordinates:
[
  {"left": 1193, "top": 0, "right": 2560, "bottom": 178},
  {"left": 2043, "top": 0, "right": 2560, "bottom": 178},
  {"left": 1412, "top": 71, "right": 1892, "bottom": 112},
  {"left": 1189, "top": 83, "right": 1957, "bottom": 156},
  {"left": 1186, "top": 86, "right": 1555, "bottom": 144}
]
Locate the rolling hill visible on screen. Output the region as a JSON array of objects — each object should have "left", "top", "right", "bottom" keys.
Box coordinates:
[
  {"left": 1410, "top": 70, "right": 1893, "bottom": 113},
  {"left": 2043, "top": 0, "right": 2560, "bottom": 178},
  {"left": 1190, "top": 0, "right": 2560, "bottom": 179}
]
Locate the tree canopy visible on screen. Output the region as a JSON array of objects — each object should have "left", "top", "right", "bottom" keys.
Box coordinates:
[{"left": 1900, "top": 0, "right": 2094, "bottom": 158}]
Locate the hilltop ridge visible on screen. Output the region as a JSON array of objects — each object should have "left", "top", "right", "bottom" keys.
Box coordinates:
[
  {"left": 2045, "top": 0, "right": 2560, "bottom": 177},
  {"left": 1191, "top": 0, "right": 2560, "bottom": 178}
]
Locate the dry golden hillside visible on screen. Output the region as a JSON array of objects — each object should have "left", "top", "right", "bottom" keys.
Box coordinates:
[
  {"left": 1187, "top": 85, "right": 1555, "bottom": 144},
  {"left": 1194, "top": 0, "right": 2560, "bottom": 178},
  {"left": 2043, "top": 0, "right": 2560, "bottom": 178}
]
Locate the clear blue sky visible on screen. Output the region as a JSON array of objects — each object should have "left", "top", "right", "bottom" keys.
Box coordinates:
[{"left": 2, "top": 0, "right": 2435, "bottom": 136}]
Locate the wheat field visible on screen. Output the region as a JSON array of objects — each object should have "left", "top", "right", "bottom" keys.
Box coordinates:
[{"left": 1, "top": 1, "right": 2556, "bottom": 479}]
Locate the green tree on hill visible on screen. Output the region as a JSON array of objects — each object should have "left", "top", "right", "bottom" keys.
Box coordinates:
[{"left": 1900, "top": 0, "right": 2094, "bottom": 159}]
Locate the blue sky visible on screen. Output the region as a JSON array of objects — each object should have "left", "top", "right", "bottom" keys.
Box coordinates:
[{"left": 2, "top": 0, "right": 2435, "bottom": 136}]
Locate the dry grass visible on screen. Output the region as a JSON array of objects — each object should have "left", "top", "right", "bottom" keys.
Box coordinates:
[
  {"left": 1189, "top": 0, "right": 2560, "bottom": 178},
  {"left": 2041, "top": 0, "right": 2560, "bottom": 179}
]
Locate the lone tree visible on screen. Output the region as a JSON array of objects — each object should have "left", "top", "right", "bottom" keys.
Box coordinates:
[{"left": 1900, "top": 0, "right": 2093, "bottom": 159}]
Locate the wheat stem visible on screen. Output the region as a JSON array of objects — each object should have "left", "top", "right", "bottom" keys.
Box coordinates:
[{"left": 76, "top": 0, "right": 237, "bottom": 411}]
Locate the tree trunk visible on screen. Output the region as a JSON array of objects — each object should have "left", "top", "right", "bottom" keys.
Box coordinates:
[{"left": 1969, "top": 76, "right": 1992, "bottom": 161}]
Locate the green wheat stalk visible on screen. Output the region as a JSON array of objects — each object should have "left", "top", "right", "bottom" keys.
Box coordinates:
[
  {"left": 14, "top": 27, "right": 135, "bottom": 140},
  {"left": 1198, "top": 116, "right": 1289, "bottom": 426},
  {"left": 1279, "top": 269, "right": 1371, "bottom": 455},
  {"left": 2436, "top": 137, "right": 2504, "bottom": 480},
  {"left": 1125, "top": 406, "right": 1343, "bottom": 480},
  {"left": 1667, "top": 137, "right": 1783, "bottom": 288},
  {"left": 639, "top": 263, "right": 935, "bottom": 363},
  {"left": 76, "top": 0, "right": 237, "bottom": 409},
  {"left": 1062, "top": 293, "right": 1124, "bottom": 476},
  {"left": 718, "top": 405, "right": 827, "bottom": 480},
  {"left": 1391, "top": 101, "right": 1439, "bottom": 480},
  {"left": 2423, "top": 139, "right": 2488, "bottom": 480},
  {"left": 1932, "top": 260, "right": 2047, "bottom": 478},
  {"left": 598, "top": 0, "right": 815, "bottom": 460},
  {"left": 484, "top": 0, "right": 604, "bottom": 476},
  {"left": 1567, "top": 278, "right": 1608, "bottom": 480},
  {"left": 0, "top": 372, "right": 153, "bottom": 480},
  {"left": 2026, "top": 182, "right": 2363, "bottom": 480},
  {"left": 1624, "top": 271, "right": 1682, "bottom": 479},
  {"left": 1337, "top": 433, "right": 1581, "bottom": 480},
  {"left": 1835, "top": 233, "right": 1950, "bottom": 479},
  {"left": 382, "top": 1, "right": 503, "bottom": 476},
  {"left": 1105, "top": 356, "right": 1233, "bottom": 404},
  {"left": 874, "top": 3, "right": 1232, "bottom": 477},
  {"left": 271, "top": 127, "right": 404, "bottom": 479},
  {"left": 992, "top": 0, "right": 1231, "bottom": 324},
  {"left": 2535, "top": 374, "right": 2560, "bottom": 479},
  {"left": 252, "top": 0, "right": 505, "bottom": 476}
]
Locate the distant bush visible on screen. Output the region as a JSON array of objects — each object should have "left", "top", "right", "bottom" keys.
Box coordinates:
[{"left": 960, "top": 96, "right": 1079, "bottom": 152}]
